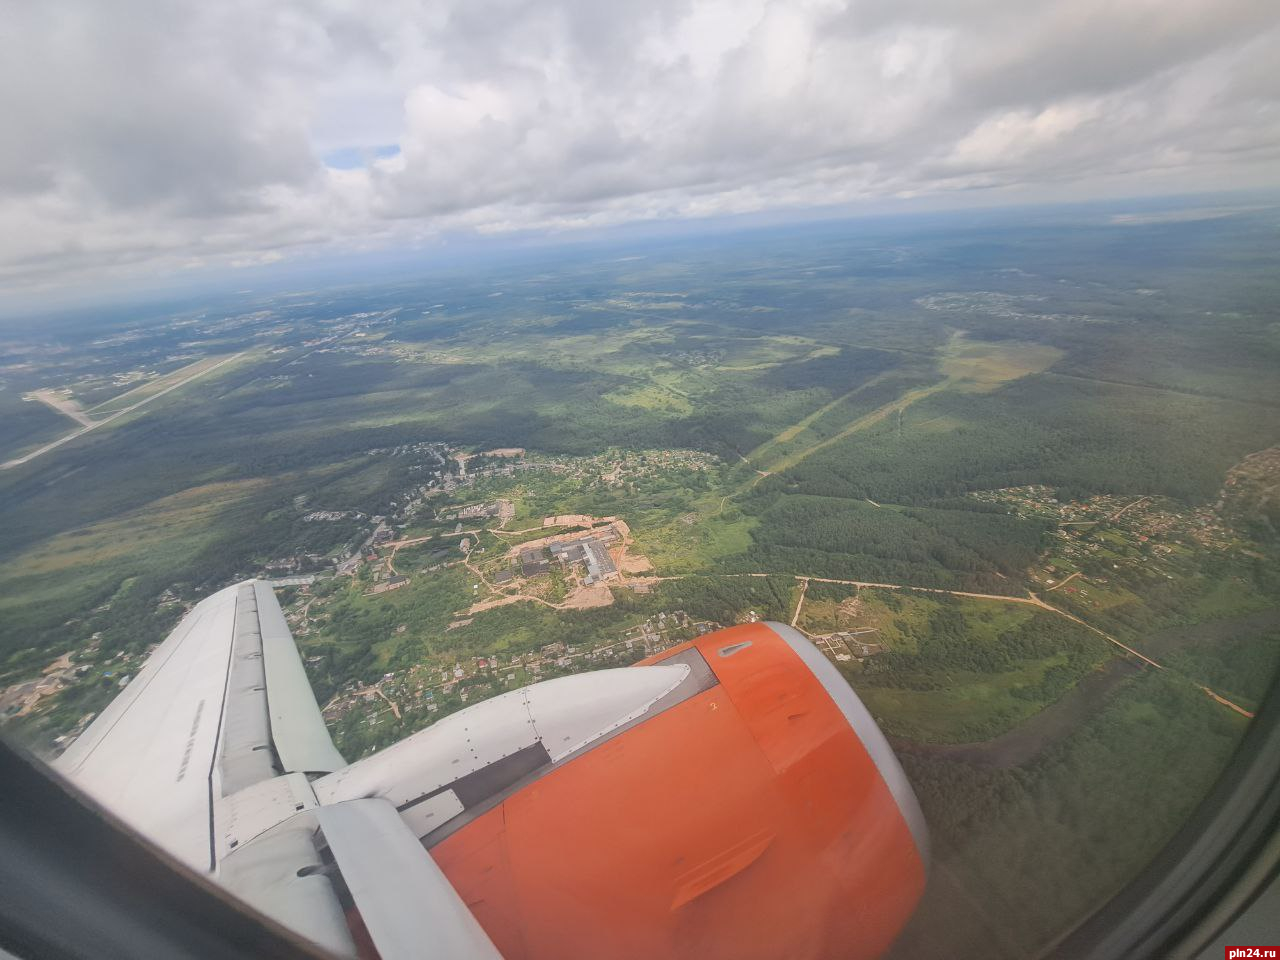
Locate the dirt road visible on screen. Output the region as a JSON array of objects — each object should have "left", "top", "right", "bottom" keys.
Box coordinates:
[
  {"left": 1110, "top": 497, "right": 1150, "bottom": 521},
  {"left": 791, "top": 577, "right": 809, "bottom": 627},
  {"left": 631, "top": 570, "right": 1254, "bottom": 718},
  {"left": 375, "top": 688, "right": 402, "bottom": 720}
]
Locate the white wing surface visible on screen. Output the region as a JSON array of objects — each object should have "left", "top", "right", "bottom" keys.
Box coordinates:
[
  {"left": 54, "top": 580, "right": 357, "bottom": 956},
  {"left": 56, "top": 582, "right": 243, "bottom": 871}
]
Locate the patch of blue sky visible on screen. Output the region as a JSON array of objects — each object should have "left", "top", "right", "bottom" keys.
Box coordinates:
[{"left": 322, "top": 144, "right": 401, "bottom": 170}]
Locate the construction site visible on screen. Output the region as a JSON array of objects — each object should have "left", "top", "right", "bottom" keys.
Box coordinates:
[{"left": 465, "top": 516, "right": 651, "bottom": 615}]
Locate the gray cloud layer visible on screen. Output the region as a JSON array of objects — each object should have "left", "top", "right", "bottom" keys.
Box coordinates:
[{"left": 2, "top": 0, "right": 1278, "bottom": 295}]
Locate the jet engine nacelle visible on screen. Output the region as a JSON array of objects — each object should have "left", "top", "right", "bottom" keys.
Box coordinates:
[{"left": 322, "top": 621, "right": 929, "bottom": 960}]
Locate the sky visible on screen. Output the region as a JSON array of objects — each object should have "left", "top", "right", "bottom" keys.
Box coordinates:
[{"left": 2, "top": 0, "right": 1279, "bottom": 304}]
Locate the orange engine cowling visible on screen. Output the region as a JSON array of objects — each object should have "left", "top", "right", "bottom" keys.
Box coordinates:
[{"left": 429, "top": 621, "right": 928, "bottom": 960}]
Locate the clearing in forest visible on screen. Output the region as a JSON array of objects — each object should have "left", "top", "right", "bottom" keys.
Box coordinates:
[
  {"left": 748, "top": 333, "right": 1062, "bottom": 476},
  {"left": 939, "top": 334, "right": 1063, "bottom": 392}
]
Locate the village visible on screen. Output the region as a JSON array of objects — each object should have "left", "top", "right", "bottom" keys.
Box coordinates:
[
  {"left": 14, "top": 441, "right": 1273, "bottom": 751},
  {"left": 971, "top": 483, "right": 1244, "bottom": 610},
  {"left": 253, "top": 444, "right": 716, "bottom": 585},
  {"left": 315, "top": 608, "right": 719, "bottom": 732},
  {"left": 0, "top": 442, "right": 714, "bottom": 736},
  {"left": 0, "top": 632, "right": 136, "bottom": 742},
  {"left": 259, "top": 444, "right": 725, "bottom": 737},
  {"left": 286, "top": 497, "right": 679, "bottom": 733}
]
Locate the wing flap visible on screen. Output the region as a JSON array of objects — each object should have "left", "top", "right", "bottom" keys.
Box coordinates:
[
  {"left": 316, "top": 798, "right": 501, "bottom": 960},
  {"left": 218, "top": 584, "right": 276, "bottom": 795},
  {"left": 218, "top": 815, "right": 356, "bottom": 958}
]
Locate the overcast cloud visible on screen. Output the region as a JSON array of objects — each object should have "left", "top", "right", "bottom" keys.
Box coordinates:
[{"left": 2, "top": 0, "right": 1278, "bottom": 297}]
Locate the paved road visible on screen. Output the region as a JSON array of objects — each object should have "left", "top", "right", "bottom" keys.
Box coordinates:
[{"left": 2, "top": 352, "right": 246, "bottom": 470}]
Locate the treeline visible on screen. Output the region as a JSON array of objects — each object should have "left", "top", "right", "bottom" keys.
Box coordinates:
[
  {"left": 0, "top": 567, "right": 189, "bottom": 680},
  {"left": 651, "top": 575, "right": 794, "bottom": 625},
  {"left": 1165, "top": 626, "right": 1280, "bottom": 711},
  {"left": 0, "top": 454, "right": 408, "bottom": 662}
]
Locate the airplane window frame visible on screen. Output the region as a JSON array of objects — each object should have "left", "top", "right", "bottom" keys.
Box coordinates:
[{"left": 0, "top": 740, "right": 329, "bottom": 960}]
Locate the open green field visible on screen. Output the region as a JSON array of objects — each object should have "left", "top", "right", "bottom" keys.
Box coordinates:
[
  {"left": 858, "top": 655, "right": 1083, "bottom": 743},
  {"left": 939, "top": 333, "right": 1064, "bottom": 392},
  {"left": 795, "top": 585, "right": 1118, "bottom": 742}
]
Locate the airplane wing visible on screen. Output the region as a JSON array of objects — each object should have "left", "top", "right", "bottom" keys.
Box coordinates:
[
  {"left": 55, "top": 579, "right": 928, "bottom": 960},
  {"left": 56, "top": 580, "right": 290, "bottom": 872},
  {"left": 54, "top": 581, "right": 497, "bottom": 959}
]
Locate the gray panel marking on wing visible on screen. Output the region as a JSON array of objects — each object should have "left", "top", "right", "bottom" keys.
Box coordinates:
[
  {"left": 217, "top": 584, "right": 276, "bottom": 796},
  {"left": 254, "top": 581, "right": 346, "bottom": 775}
]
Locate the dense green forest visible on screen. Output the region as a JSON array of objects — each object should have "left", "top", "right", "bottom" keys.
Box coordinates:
[
  {"left": 777, "top": 375, "right": 1276, "bottom": 505},
  {"left": 889, "top": 670, "right": 1248, "bottom": 958},
  {"left": 728, "top": 494, "right": 1050, "bottom": 594},
  {"left": 862, "top": 601, "right": 1108, "bottom": 688}
]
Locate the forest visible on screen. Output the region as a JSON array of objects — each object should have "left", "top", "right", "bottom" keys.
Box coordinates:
[
  {"left": 777, "top": 374, "right": 1276, "bottom": 506},
  {"left": 889, "top": 669, "right": 1248, "bottom": 959},
  {"left": 861, "top": 600, "right": 1109, "bottom": 686},
  {"left": 729, "top": 493, "right": 1050, "bottom": 594}
]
